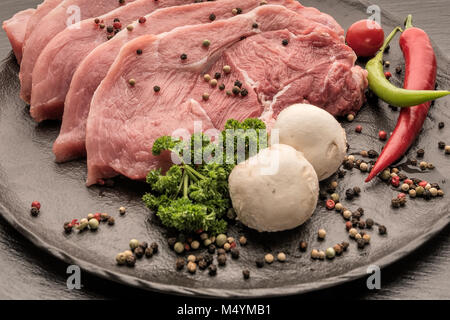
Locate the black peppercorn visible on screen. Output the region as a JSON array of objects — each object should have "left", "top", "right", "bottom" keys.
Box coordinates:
[
  {"left": 136, "top": 49, "right": 143, "bottom": 55},
  {"left": 180, "top": 53, "right": 187, "bottom": 60},
  {"left": 345, "top": 188, "right": 355, "bottom": 200},
  {"left": 134, "top": 247, "right": 144, "bottom": 258},
  {"left": 150, "top": 242, "right": 159, "bottom": 253},
  {"left": 64, "top": 222, "right": 73, "bottom": 234},
  {"left": 168, "top": 237, "right": 177, "bottom": 248},
  {"left": 209, "top": 13, "right": 216, "bottom": 21},
  {"left": 252, "top": 23, "right": 258, "bottom": 28},
  {"left": 214, "top": 72, "right": 221, "bottom": 79},
  {"left": 366, "top": 218, "right": 374, "bottom": 229},
  {"left": 378, "top": 225, "right": 387, "bottom": 235},
  {"left": 234, "top": 80, "right": 242, "bottom": 88},
  {"left": 231, "top": 248, "right": 240, "bottom": 259},
  {"left": 30, "top": 207, "right": 39, "bottom": 217},
  {"left": 423, "top": 190, "right": 432, "bottom": 201},
  {"left": 282, "top": 39, "right": 289, "bottom": 46},
  {"left": 337, "top": 169, "right": 346, "bottom": 178},
  {"left": 240, "top": 88, "right": 248, "bottom": 97},
  {"left": 416, "top": 149, "right": 425, "bottom": 158},
  {"left": 357, "top": 238, "right": 366, "bottom": 249},
  {"left": 395, "top": 66, "right": 402, "bottom": 74},
  {"left": 255, "top": 258, "right": 264, "bottom": 268},
  {"left": 126, "top": 255, "right": 136, "bottom": 267},
  {"left": 344, "top": 160, "right": 354, "bottom": 170},
  {"left": 208, "top": 244, "right": 216, "bottom": 254},
  {"left": 358, "top": 220, "right": 366, "bottom": 229},
  {"left": 145, "top": 247, "right": 154, "bottom": 258},
  {"left": 391, "top": 198, "right": 402, "bottom": 208},
  {"left": 139, "top": 241, "right": 148, "bottom": 250},
  {"left": 438, "top": 122, "right": 445, "bottom": 129},
  {"left": 368, "top": 149, "right": 379, "bottom": 158},
  {"left": 319, "top": 190, "right": 328, "bottom": 200},
  {"left": 341, "top": 241, "right": 349, "bottom": 251},
  {"left": 153, "top": 85, "right": 161, "bottom": 92},
  {"left": 176, "top": 257, "right": 185, "bottom": 270},
  {"left": 203, "top": 254, "right": 213, "bottom": 265},
  {"left": 217, "top": 254, "right": 227, "bottom": 266},
  {"left": 217, "top": 248, "right": 226, "bottom": 256},
  {"left": 232, "top": 86, "right": 241, "bottom": 95},
  {"left": 299, "top": 241, "right": 308, "bottom": 252},
  {"left": 198, "top": 259, "right": 208, "bottom": 270},
  {"left": 243, "top": 270, "right": 250, "bottom": 279},
  {"left": 208, "top": 264, "right": 217, "bottom": 276},
  {"left": 219, "top": 84, "right": 225, "bottom": 91},
  {"left": 439, "top": 141, "right": 446, "bottom": 149}
]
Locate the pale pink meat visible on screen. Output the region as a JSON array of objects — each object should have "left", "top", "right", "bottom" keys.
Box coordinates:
[
  {"left": 19, "top": 0, "right": 139, "bottom": 104},
  {"left": 2, "top": 9, "right": 36, "bottom": 64},
  {"left": 55, "top": 0, "right": 343, "bottom": 162},
  {"left": 85, "top": 5, "right": 366, "bottom": 185},
  {"left": 30, "top": 0, "right": 191, "bottom": 123}
]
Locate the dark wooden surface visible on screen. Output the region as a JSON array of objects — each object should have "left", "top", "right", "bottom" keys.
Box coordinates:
[{"left": 0, "top": 0, "right": 449, "bottom": 300}]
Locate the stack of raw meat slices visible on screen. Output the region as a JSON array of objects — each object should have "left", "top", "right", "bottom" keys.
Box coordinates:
[{"left": 2, "top": 0, "right": 368, "bottom": 185}]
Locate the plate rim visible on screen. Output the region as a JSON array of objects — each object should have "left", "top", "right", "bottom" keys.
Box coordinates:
[{"left": 1, "top": 0, "right": 450, "bottom": 298}]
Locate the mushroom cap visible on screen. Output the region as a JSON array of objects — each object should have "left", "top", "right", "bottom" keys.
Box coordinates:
[
  {"left": 273, "top": 104, "right": 347, "bottom": 181},
  {"left": 229, "top": 144, "right": 319, "bottom": 232}
]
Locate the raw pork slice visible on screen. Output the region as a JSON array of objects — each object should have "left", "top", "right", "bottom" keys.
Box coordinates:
[
  {"left": 55, "top": 0, "right": 343, "bottom": 162},
  {"left": 30, "top": 0, "right": 190, "bottom": 122},
  {"left": 23, "top": 0, "right": 62, "bottom": 44},
  {"left": 19, "top": 0, "right": 139, "bottom": 104},
  {"left": 2, "top": 9, "right": 35, "bottom": 64},
  {"left": 85, "top": 5, "right": 367, "bottom": 185}
]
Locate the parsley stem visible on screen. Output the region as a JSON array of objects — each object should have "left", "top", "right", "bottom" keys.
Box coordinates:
[
  {"left": 184, "top": 165, "right": 207, "bottom": 180},
  {"left": 183, "top": 172, "right": 189, "bottom": 198}
]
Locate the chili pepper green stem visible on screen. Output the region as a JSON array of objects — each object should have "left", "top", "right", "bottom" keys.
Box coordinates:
[
  {"left": 404, "top": 14, "right": 413, "bottom": 29},
  {"left": 366, "top": 27, "right": 450, "bottom": 107},
  {"left": 183, "top": 172, "right": 189, "bottom": 198}
]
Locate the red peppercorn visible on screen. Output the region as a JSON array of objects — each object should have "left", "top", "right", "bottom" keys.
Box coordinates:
[
  {"left": 326, "top": 199, "right": 335, "bottom": 210},
  {"left": 94, "top": 18, "right": 100, "bottom": 24},
  {"left": 379, "top": 130, "right": 387, "bottom": 140},
  {"left": 31, "top": 201, "right": 41, "bottom": 210},
  {"left": 397, "top": 193, "right": 406, "bottom": 199},
  {"left": 230, "top": 242, "right": 237, "bottom": 249},
  {"left": 384, "top": 71, "right": 392, "bottom": 79},
  {"left": 345, "top": 221, "right": 352, "bottom": 230},
  {"left": 419, "top": 181, "right": 428, "bottom": 188},
  {"left": 195, "top": 229, "right": 203, "bottom": 234},
  {"left": 138, "top": 17, "right": 146, "bottom": 24},
  {"left": 113, "top": 22, "right": 122, "bottom": 29},
  {"left": 405, "top": 179, "right": 413, "bottom": 185},
  {"left": 70, "top": 219, "right": 79, "bottom": 226},
  {"left": 391, "top": 176, "right": 400, "bottom": 187},
  {"left": 94, "top": 213, "right": 102, "bottom": 221},
  {"left": 355, "top": 125, "right": 362, "bottom": 133},
  {"left": 184, "top": 243, "right": 190, "bottom": 251}
]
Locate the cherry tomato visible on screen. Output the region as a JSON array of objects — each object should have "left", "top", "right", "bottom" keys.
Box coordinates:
[{"left": 346, "top": 20, "right": 384, "bottom": 57}]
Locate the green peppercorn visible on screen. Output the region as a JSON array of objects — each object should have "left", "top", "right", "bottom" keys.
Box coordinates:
[
  {"left": 215, "top": 234, "right": 227, "bottom": 247},
  {"left": 129, "top": 239, "right": 139, "bottom": 250},
  {"left": 330, "top": 193, "right": 339, "bottom": 202},
  {"left": 116, "top": 252, "right": 127, "bottom": 265},
  {"left": 325, "top": 247, "right": 336, "bottom": 259},
  {"left": 89, "top": 218, "right": 99, "bottom": 230},
  {"left": 191, "top": 240, "right": 200, "bottom": 250},
  {"left": 187, "top": 261, "right": 197, "bottom": 274},
  {"left": 203, "top": 239, "right": 212, "bottom": 247},
  {"left": 202, "top": 39, "right": 211, "bottom": 47},
  {"left": 174, "top": 242, "right": 184, "bottom": 254},
  {"left": 265, "top": 254, "right": 274, "bottom": 264},
  {"left": 239, "top": 236, "right": 247, "bottom": 246},
  {"left": 223, "top": 65, "right": 231, "bottom": 74},
  {"left": 77, "top": 218, "right": 89, "bottom": 231},
  {"left": 277, "top": 252, "right": 286, "bottom": 262}
]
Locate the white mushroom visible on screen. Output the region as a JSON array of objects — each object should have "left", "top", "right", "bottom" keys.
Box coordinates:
[
  {"left": 273, "top": 103, "right": 347, "bottom": 181},
  {"left": 228, "top": 144, "right": 319, "bottom": 232}
]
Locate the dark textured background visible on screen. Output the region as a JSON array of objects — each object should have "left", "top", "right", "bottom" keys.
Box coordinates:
[{"left": 0, "top": 0, "right": 449, "bottom": 300}]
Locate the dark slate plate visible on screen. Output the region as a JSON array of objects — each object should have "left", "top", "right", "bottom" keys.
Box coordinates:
[{"left": 0, "top": 0, "right": 449, "bottom": 298}]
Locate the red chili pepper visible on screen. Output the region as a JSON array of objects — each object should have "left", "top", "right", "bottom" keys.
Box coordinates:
[{"left": 366, "top": 15, "right": 437, "bottom": 182}]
